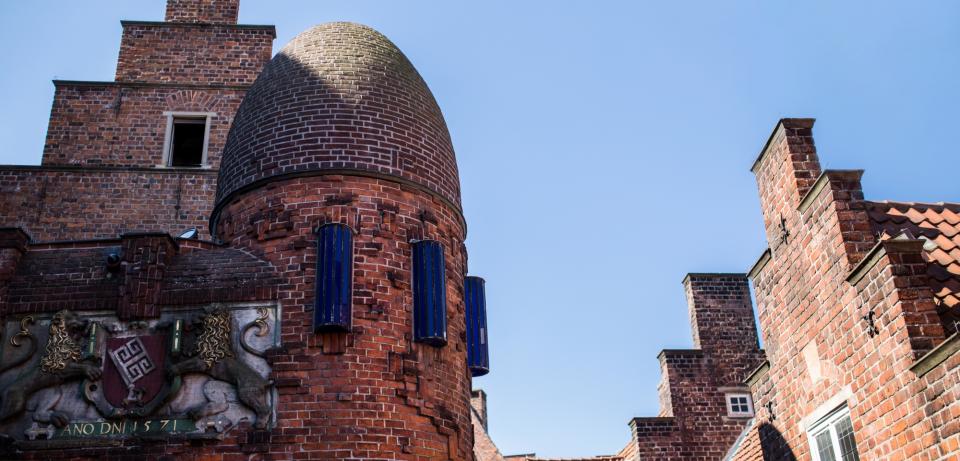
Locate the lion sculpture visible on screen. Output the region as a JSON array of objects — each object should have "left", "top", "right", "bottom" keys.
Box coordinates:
[
  {"left": 0, "top": 310, "right": 100, "bottom": 427},
  {"left": 168, "top": 306, "right": 273, "bottom": 429}
]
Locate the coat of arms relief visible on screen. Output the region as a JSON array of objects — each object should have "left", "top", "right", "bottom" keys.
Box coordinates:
[{"left": 0, "top": 304, "right": 279, "bottom": 444}]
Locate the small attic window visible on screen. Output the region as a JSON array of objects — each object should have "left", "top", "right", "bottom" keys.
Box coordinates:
[
  {"left": 726, "top": 393, "right": 754, "bottom": 418},
  {"left": 162, "top": 112, "right": 214, "bottom": 168}
]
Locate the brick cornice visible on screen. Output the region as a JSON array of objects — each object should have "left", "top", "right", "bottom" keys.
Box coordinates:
[
  {"left": 0, "top": 164, "right": 219, "bottom": 175},
  {"left": 846, "top": 238, "right": 925, "bottom": 286},
  {"left": 657, "top": 348, "right": 705, "bottom": 360},
  {"left": 911, "top": 331, "right": 960, "bottom": 377},
  {"left": 750, "top": 118, "right": 816, "bottom": 173},
  {"left": 210, "top": 169, "right": 468, "bottom": 237},
  {"left": 681, "top": 272, "right": 747, "bottom": 286},
  {"left": 797, "top": 169, "right": 865, "bottom": 214},
  {"left": 747, "top": 249, "right": 771, "bottom": 279},
  {"left": 52, "top": 80, "right": 252, "bottom": 91},
  {"left": 120, "top": 20, "right": 277, "bottom": 37},
  {"left": 743, "top": 360, "right": 770, "bottom": 388}
]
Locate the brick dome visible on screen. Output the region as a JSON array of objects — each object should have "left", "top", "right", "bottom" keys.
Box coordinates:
[{"left": 214, "top": 22, "right": 460, "bottom": 214}]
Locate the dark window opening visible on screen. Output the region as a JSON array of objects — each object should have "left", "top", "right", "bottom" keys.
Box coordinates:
[{"left": 169, "top": 117, "right": 206, "bottom": 167}]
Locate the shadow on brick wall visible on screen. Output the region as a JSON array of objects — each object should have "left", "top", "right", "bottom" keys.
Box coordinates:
[{"left": 758, "top": 423, "right": 797, "bottom": 460}]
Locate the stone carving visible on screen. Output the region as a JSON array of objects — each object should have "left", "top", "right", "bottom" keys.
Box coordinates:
[
  {"left": 0, "top": 305, "right": 278, "bottom": 444},
  {"left": 85, "top": 331, "right": 174, "bottom": 419},
  {"left": 0, "top": 317, "right": 35, "bottom": 375},
  {"left": 0, "top": 311, "right": 101, "bottom": 428},
  {"left": 168, "top": 306, "right": 274, "bottom": 429}
]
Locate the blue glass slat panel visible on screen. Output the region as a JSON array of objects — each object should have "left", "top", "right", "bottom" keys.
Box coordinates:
[
  {"left": 465, "top": 276, "right": 489, "bottom": 376},
  {"left": 314, "top": 224, "right": 353, "bottom": 332},
  {"left": 413, "top": 240, "right": 447, "bottom": 346}
]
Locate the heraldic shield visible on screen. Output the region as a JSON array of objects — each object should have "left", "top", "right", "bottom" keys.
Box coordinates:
[{"left": 84, "top": 333, "right": 180, "bottom": 418}]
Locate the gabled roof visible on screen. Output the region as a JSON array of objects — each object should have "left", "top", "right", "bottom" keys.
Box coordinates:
[{"left": 865, "top": 201, "right": 960, "bottom": 313}]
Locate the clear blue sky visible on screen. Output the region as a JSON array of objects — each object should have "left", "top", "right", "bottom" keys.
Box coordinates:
[{"left": 1, "top": 1, "right": 958, "bottom": 457}]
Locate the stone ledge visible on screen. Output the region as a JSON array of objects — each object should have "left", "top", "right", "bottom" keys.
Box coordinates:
[
  {"left": 846, "top": 238, "right": 925, "bottom": 286},
  {"left": 750, "top": 118, "right": 816, "bottom": 173},
  {"left": 52, "top": 80, "right": 252, "bottom": 91},
  {"left": 747, "top": 249, "right": 771, "bottom": 279},
  {"left": 657, "top": 349, "right": 705, "bottom": 360},
  {"left": 910, "top": 331, "right": 960, "bottom": 377},
  {"left": 797, "top": 170, "right": 864, "bottom": 214},
  {"left": 681, "top": 273, "right": 748, "bottom": 285},
  {"left": 744, "top": 360, "right": 770, "bottom": 388},
  {"left": 0, "top": 164, "right": 219, "bottom": 175},
  {"left": 120, "top": 20, "right": 277, "bottom": 37}
]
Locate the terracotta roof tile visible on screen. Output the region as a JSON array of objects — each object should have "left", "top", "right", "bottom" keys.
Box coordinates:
[
  {"left": 924, "top": 208, "right": 946, "bottom": 224},
  {"left": 933, "top": 234, "right": 956, "bottom": 252},
  {"left": 942, "top": 208, "right": 960, "bottom": 225},
  {"left": 866, "top": 201, "right": 960, "bottom": 328},
  {"left": 938, "top": 221, "right": 958, "bottom": 237}
]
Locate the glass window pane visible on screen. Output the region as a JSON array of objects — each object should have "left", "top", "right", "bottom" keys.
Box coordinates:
[
  {"left": 815, "top": 430, "right": 837, "bottom": 461},
  {"left": 834, "top": 415, "right": 860, "bottom": 461}
]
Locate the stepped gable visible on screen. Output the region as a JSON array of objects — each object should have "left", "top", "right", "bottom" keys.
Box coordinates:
[{"left": 214, "top": 22, "right": 460, "bottom": 222}]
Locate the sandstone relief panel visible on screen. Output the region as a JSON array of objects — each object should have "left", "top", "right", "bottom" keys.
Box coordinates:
[{"left": 0, "top": 304, "right": 278, "bottom": 445}]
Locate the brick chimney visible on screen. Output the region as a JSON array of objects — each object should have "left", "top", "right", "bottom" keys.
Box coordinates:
[{"left": 165, "top": 0, "right": 239, "bottom": 24}]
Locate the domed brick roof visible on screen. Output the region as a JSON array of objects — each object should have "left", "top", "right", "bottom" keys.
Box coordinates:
[{"left": 214, "top": 22, "right": 460, "bottom": 212}]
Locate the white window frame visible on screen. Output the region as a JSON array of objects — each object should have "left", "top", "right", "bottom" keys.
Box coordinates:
[
  {"left": 807, "top": 405, "right": 859, "bottom": 461},
  {"left": 725, "top": 392, "right": 754, "bottom": 418},
  {"left": 160, "top": 111, "right": 216, "bottom": 168}
]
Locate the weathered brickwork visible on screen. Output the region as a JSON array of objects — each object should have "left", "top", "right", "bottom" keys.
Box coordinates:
[
  {"left": 215, "top": 22, "right": 461, "bottom": 210},
  {"left": 42, "top": 83, "right": 247, "bottom": 168},
  {"left": 618, "top": 275, "right": 766, "bottom": 460},
  {"left": 0, "top": 167, "right": 216, "bottom": 242},
  {"left": 728, "top": 119, "right": 960, "bottom": 460},
  {"left": 165, "top": 0, "right": 239, "bottom": 24},
  {"left": 115, "top": 22, "right": 273, "bottom": 85},
  {"left": 496, "top": 275, "right": 767, "bottom": 461},
  {"left": 213, "top": 174, "right": 473, "bottom": 460},
  {"left": 0, "top": 0, "right": 274, "bottom": 244},
  {"left": 0, "top": 2, "right": 481, "bottom": 459},
  {"left": 0, "top": 236, "right": 280, "bottom": 317}
]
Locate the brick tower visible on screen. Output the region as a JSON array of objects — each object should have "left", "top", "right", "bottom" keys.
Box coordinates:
[
  {"left": 0, "top": 2, "right": 482, "bottom": 460},
  {"left": 1, "top": 0, "right": 274, "bottom": 242},
  {"left": 211, "top": 23, "right": 475, "bottom": 459}
]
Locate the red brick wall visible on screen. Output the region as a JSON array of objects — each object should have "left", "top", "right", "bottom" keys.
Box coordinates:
[
  {"left": 627, "top": 274, "right": 765, "bottom": 460},
  {"left": 165, "top": 0, "right": 239, "bottom": 24},
  {"left": 212, "top": 174, "right": 474, "bottom": 460},
  {"left": 0, "top": 229, "right": 29, "bottom": 316},
  {"left": 685, "top": 273, "right": 763, "bottom": 385},
  {"left": 630, "top": 417, "right": 684, "bottom": 459},
  {"left": 0, "top": 167, "right": 216, "bottom": 242},
  {"left": 41, "top": 83, "right": 246, "bottom": 168},
  {"left": 741, "top": 119, "right": 960, "bottom": 460},
  {"left": 115, "top": 22, "right": 273, "bottom": 85},
  {"left": 1, "top": 0, "right": 276, "bottom": 244}
]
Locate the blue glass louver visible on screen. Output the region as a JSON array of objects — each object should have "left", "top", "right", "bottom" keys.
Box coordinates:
[
  {"left": 314, "top": 224, "right": 353, "bottom": 333},
  {"left": 465, "top": 276, "right": 489, "bottom": 377},
  {"left": 412, "top": 240, "right": 447, "bottom": 346}
]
